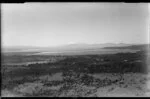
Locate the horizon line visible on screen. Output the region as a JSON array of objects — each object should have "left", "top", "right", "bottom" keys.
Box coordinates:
[{"left": 2, "top": 42, "right": 150, "bottom": 48}]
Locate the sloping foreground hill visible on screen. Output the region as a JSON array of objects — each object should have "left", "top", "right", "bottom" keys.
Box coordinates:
[{"left": 1, "top": 73, "right": 148, "bottom": 97}]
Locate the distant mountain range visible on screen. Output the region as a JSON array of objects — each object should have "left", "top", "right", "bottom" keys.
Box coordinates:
[
  {"left": 103, "top": 44, "right": 149, "bottom": 50},
  {"left": 2, "top": 43, "right": 149, "bottom": 53},
  {"left": 2, "top": 43, "right": 131, "bottom": 52}
]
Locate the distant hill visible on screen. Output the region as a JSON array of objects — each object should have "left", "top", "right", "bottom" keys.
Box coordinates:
[
  {"left": 103, "top": 44, "right": 149, "bottom": 51},
  {"left": 2, "top": 43, "right": 132, "bottom": 53}
]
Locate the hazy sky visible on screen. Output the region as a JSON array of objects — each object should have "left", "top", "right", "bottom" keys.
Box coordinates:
[{"left": 2, "top": 3, "right": 149, "bottom": 47}]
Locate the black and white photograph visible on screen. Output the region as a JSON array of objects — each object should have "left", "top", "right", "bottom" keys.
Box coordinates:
[{"left": 1, "top": 3, "right": 150, "bottom": 97}]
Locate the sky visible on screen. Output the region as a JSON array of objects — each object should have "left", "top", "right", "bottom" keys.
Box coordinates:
[{"left": 1, "top": 3, "right": 149, "bottom": 47}]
